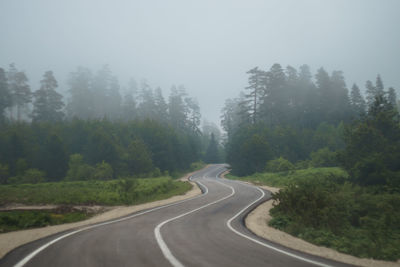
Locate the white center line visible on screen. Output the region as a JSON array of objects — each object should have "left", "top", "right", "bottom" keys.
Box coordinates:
[
  {"left": 154, "top": 168, "right": 234, "bottom": 267},
  {"left": 221, "top": 178, "right": 333, "bottom": 267}
]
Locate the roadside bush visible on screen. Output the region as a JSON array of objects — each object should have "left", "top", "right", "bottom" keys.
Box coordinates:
[
  {"left": 294, "top": 160, "right": 310, "bottom": 170},
  {"left": 310, "top": 147, "right": 337, "bottom": 167},
  {"left": 65, "top": 154, "right": 95, "bottom": 181},
  {"left": 93, "top": 161, "right": 113, "bottom": 180},
  {"left": 8, "top": 168, "right": 46, "bottom": 184},
  {"left": 265, "top": 157, "right": 295, "bottom": 173},
  {"left": 270, "top": 175, "right": 400, "bottom": 261}
]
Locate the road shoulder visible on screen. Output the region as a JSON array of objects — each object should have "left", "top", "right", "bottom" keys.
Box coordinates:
[{"left": 0, "top": 170, "right": 202, "bottom": 259}]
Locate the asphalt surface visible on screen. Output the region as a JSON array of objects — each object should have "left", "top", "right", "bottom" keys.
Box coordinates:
[{"left": 0, "top": 164, "right": 352, "bottom": 267}]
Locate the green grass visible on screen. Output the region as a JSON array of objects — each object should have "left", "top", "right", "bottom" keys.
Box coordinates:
[
  {"left": 0, "top": 210, "right": 91, "bottom": 233},
  {"left": 0, "top": 177, "right": 192, "bottom": 206},
  {"left": 227, "top": 167, "right": 348, "bottom": 188}
]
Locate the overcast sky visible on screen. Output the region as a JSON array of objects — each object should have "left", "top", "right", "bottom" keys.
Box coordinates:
[{"left": 1, "top": 0, "right": 399, "bottom": 125}]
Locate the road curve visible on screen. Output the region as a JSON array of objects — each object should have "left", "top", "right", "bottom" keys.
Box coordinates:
[{"left": 0, "top": 165, "right": 351, "bottom": 267}]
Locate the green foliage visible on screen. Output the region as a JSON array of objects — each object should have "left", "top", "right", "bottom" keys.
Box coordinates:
[
  {"left": 0, "top": 177, "right": 191, "bottom": 206},
  {"left": 227, "top": 125, "right": 273, "bottom": 176},
  {"left": 189, "top": 161, "right": 205, "bottom": 171},
  {"left": 204, "top": 133, "right": 220, "bottom": 163},
  {"left": 338, "top": 94, "right": 400, "bottom": 187},
  {"left": 65, "top": 154, "right": 95, "bottom": 181},
  {"left": 226, "top": 123, "right": 344, "bottom": 176},
  {"left": 8, "top": 168, "right": 46, "bottom": 184},
  {"left": 228, "top": 167, "right": 348, "bottom": 188},
  {"left": 0, "top": 210, "right": 90, "bottom": 233},
  {"left": 93, "top": 161, "right": 113, "bottom": 180},
  {"left": 270, "top": 176, "right": 400, "bottom": 261},
  {"left": 15, "top": 158, "right": 28, "bottom": 176},
  {"left": 0, "top": 67, "right": 11, "bottom": 123},
  {"left": 32, "top": 70, "right": 64, "bottom": 122},
  {"left": 125, "top": 139, "right": 154, "bottom": 175},
  {"left": 0, "top": 119, "right": 203, "bottom": 180},
  {"left": 0, "top": 163, "right": 9, "bottom": 184},
  {"left": 265, "top": 157, "right": 294, "bottom": 173},
  {"left": 310, "top": 147, "right": 337, "bottom": 167}
]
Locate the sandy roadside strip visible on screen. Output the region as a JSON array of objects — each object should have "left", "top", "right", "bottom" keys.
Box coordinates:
[
  {"left": 245, "top": 185, "right": 400, "bottom": 267},
  {"left": 0, "top": 169, "right": 203, "bottom": 259}
]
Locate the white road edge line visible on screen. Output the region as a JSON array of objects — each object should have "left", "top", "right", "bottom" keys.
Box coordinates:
[
  {"left": 220, "top": 178, "right": 333, "bottom": 267},
  {"left": 13, "top": 168, "right": 214, "bottom": 267},
  {"left": 154, "top": 168, "right": 234, "bottom": 267}
]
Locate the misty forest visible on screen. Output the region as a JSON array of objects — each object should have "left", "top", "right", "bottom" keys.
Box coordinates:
[
  {"left": 1, "top": 0, "right": 399, "bottom": 265},
  {"left": 0, "top": 64, "right": 223, "bottom": 183},
  {"left": 1, "top": 61, "right": 399, "bottom": 261}
]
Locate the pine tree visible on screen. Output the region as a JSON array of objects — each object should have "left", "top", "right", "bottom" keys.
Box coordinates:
[
  {"left": 388, "top": 87, "right": 397, "bottom": 109},
  {"left": 298, "top": 65, "right": 318, "bottom": 127},
  {"left": 67, "top": 67, "right": 93, "bottom": 119},
  {"left": 122, "top": 93, "right": 137, "bottom": 121},
  {"left": 185, "top": 97, "right": 201, "bottom": 134},
  {"left": 92, "top": 65, "right": 112, "bottom": 118},
  {"left": 204, "top": 133, "right": 219, "bottom": 163},
  {"left": 262, "top": 64, "right": 287, "bottom": 125},
  {"left": 350, "top": 84, "right": 366, "bottom": 116},
  {"left": 138, "top": 80, "right": 156, "bottom": 120},
  {"left": 330, "top": 70, "right": 350, "bottom": 122},
  {"left": 169, "top": 85, "right": 188, "bottom": 131},
  {"left": 122, "top": 78, "right": 138, "bottom": 121},
  {"left": 32, "top": 71, "right": 64, "bottom": 122},
  {"left": 154, "top": 87, "right": 169, "bottom": 122},
  {"left": 244, "top": 67, "right": 266, "bottom": 124},
  {"left": 0, "top": 68, "right": 11, "bottom": 123},
  {"left": 8, "top": 64, "right": 31, "bottom": 121},
  {"left": 375, "top": 75, "right": 384, "bottom": 95},
  {"left": 108, "top": 76, "right": 122, "bottom": 119},
  {"left": 365, "top": 80, "right": 377, "bottom": 107},
  {"left": 315, "top": 67, "right": 331, "bottom": 121}
]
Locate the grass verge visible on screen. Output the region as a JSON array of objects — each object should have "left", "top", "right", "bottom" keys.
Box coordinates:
[
  {"left": 0, "top": 177, "right": 192, "bottom": 206},
  {"left": 0, "top": 209, "right": 92, "bottom": 233}
]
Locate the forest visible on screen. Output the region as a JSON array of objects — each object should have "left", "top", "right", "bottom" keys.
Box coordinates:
[
  {"left": 222, "top": 63, "right": 398, "bottom": 176},
  {"left": 0, "top": 64, "right": 222, "bottom": 184},
  {"left": 224, "top": 63, "right": 400, "bottom": 260}
]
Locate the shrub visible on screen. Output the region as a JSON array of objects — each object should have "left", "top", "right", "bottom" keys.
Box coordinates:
[
  {"left": 294, "top": 160, "right": 310, "bottom": 170},
  {"left": 310, "top": 147, "right": 337, "bottom": 167},
  {"left": 8, "top": 169, "right": 46, "bottom": 184},
  {"left": 270, "top": 175, "right": 400, "bottom": 261},
  {"left": 93, "top": 161, "right": 113, "bottom": 180},
  {"left": 21, "top": 169, "right": 46, "bottom": 183},
  {"left": 265, "top": 157, "right": 295, "bottom": 173},
  {"left": 65, "top": 154, "right": 95, "bottom": 181}
]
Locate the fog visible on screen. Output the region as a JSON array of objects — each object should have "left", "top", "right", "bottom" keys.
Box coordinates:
[{"left": 1, "top": 0, "right": 399, "bottom": 124}]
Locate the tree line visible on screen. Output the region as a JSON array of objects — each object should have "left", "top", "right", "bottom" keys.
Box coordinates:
[
  {"left": 0, "top": 63, "right": 223, "bottom": 184},
  {"left": 222, "top": 63, "right": 398, "bottom": 177},
  {"left": 0, "top": 64, "right": 201, "bottom": 133}
]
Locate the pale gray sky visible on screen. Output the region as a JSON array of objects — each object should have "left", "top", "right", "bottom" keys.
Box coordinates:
[{"left": 1, "top": 0, "right": 399, "bottom": 124}]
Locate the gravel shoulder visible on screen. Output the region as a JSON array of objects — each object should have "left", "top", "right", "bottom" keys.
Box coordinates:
[
  {"left": 0, "top": 171, "right": 202, "bottom": 259},
  {"left": 245, "top": 185, "right": 400, "bottom": 267}
]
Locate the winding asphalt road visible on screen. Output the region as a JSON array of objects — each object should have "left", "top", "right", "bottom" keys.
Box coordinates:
[{"left": 0, "top": 165, "right": 351, "bottom": 267}]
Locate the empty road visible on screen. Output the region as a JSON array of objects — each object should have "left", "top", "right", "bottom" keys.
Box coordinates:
[{"left": 1, "top": 165, "right": 350, "bottom": 267}]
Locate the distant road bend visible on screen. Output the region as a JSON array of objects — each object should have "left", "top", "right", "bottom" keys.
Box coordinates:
[{"left": 1, "top": 165, "right": 351, "bottom": 267}]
